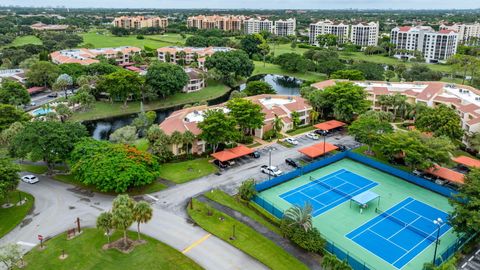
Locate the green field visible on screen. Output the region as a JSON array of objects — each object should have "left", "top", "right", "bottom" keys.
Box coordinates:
[
  {"left": 253, "top": 61, "right": 326, "bottom": 82},
  {"left": 1, "top": 35, "right": 42, "bottom": 48},
  {"left": 80, "top": 31, "right": 187, "bottom": 49},
  {"left": 256, "top": 158, "right": 458, "bottom": 270},
  {"left": 71, "top": 80, "right": 229, "bottom": 121},
  {"left": 0, "top": 191, "right": 34, "bottom": 238},
  {"left": 21, "top": 228, "right": 203, "bottom": 270},
  {"left": 158, "top": 158, "right": 218, "bottom": 184},
  {"left": 188, "top": 199, "right": 309, "bottom": 270}
]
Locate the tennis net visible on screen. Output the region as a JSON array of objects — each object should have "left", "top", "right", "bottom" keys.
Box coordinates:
[
  {"left": 310, "top": 176, "right": 352, "bottom": 199},
  {"left": 375, "top": 208, "right": 438, "bottom": 242}
]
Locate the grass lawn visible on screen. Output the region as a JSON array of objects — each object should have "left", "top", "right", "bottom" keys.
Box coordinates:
[
  {"left": 134, "top": 138, "right": 149, "bottom": 152},
  {"left": 270, "top": 43, "right": 309, "bottom": 56},
  {"left": 71, "top": 80, "right": 229, "bottom": 121},
  {"left": 204, "top": 189, "right": 281, "bottom": 234},
  {"left": 1, "top": 35, "right": 42, "bottom": 48},
  {"left": 286, "top": 125, "right": 316, "bottom": 136},
  {"left": 21, "top": 228, "right": 202, "bottom": 270},
  {"left": 254, "top": 61, "right": 326, "bottom": 82},
  {"left": 0, "top": 191, "right": 34, "bottom": 238},
  {"left": 158, "top": 158, "right": 218, "bottom": 184},
  {"left": 52, "top": 174, "right": 167, "bottom": 195},
  {"left": 80, "top": 31, "right": 187, "bottom": 49},
  {"left": 188, "top": 199, "right": 309, "bottom": 270}
]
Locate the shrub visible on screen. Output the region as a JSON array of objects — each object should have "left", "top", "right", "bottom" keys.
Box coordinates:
[
  {"left": 237, "top": 179, "right": 257, "bottom": 201},
  {"left": 136, "top": 35, "right": 145, "bottom": 40},
  {"left": 280, "top": 219, "right": 325, "bottom": 253}
]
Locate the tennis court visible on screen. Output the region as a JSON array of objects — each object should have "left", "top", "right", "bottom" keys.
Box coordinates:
[
  {"left": 346, "top": 197, "right": 451, "bottom": 269},
  {"left": 280, "top": 169, "right": 378, "bottom": 216},
  {"left": 255, "top": 158, "right": 458, "bottom": 270}
]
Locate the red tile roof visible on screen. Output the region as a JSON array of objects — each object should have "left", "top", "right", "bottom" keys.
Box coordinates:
[
  {"left": 372, "top": 87, "right": 389, "bottom": 95},
  {"left": 452, "top": 156, "right": 480, "bottom": 168},
  {"left": 425, "top": 165, "right": 464, "bottom": 185},
  {"left": 211, "top": 145, "right": 253, "bottom": 162},
  {"left": 298, "top": 142, "right": 338, "bottom": 159},
  {"left": 314, "top": 120, "right": 346, "bottom": 131}
]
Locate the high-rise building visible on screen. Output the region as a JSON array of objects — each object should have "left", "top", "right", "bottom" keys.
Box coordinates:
[
  {"left": 309, "top": 20, "right": 349, "bottom": 45},
  {"left": 186, "top": 15, "right": 245, "bottom": 31},
  {"left": 274, "top": 18, "right": 296, "bottom": 37},
  {"left": 112, "top": 16, "right": 168, "bottom": 29},
  {"left": 350, "top": 22, "right": 379, "bottom": 47},
  {"left": 391, "top": 26, "right": 458, "bottom": 63},
  {"left": 440, "top": 23, "right": 480, "bottom": 45},
  {"left": 244, "top": 18, "right": 274, "bottom": 34}
]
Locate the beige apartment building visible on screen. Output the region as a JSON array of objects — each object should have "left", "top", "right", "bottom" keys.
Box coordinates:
[
  {"left": 308, "top": 20, "right": 378, "bottom": 47},
  {"left": 156, "top": 46, "right": 233, "bottom": 70},
  {"left": 50, "top": 46, "right": 141, "bottom": 65},
  {"left": 112, "top": 16, "right": 168, "bottom": 29},
  {"left": 440, "top": 23, "right": 480, "bottom": 44},
  {"left": 186, "top": 15, "right": 245, "bottom": 31}
]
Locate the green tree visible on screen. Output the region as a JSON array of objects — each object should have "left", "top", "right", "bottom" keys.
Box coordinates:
[
  {"left": 258, "top": 42, "right": 270, "bottom": 67},
  {"left": 182, "top": 130, "right": 196, "bottom": 155},
  {"left": 242, "top": 81, "right": 275, "bottom": 96},
  {"left": 0, "top": 122, "right": 24, "bottom": 147},
  {"left": 147, "top": 125, "right": 173, "bottom": 162},
  {"left": 132, "top": 201, "right": 153, "bottom": 240},
  {"left": 415, "top": 104, "right": 463, "bottom": 141},
  {"left": 97, "top": 70, "right": 143, "bottom": 107},
  {"left": 351, "top": 62, "right": 384, "bottom": 80},
  {"left": 349, "top": 112, "right": 393, "bottom": 153},
  {"left": 112, "top": 202, "right": 134, "bottom": 247},
  {"left": 291, "top": 111, "right": 301, "bottom": 129},
  {"left": 0, "top": 158, "right": 20, "bottom": 204},
  {"left": 87, "top": 62, "right": 119, "bottom": 76},
  {"left": 394, "top": 63, "right": 407, "bottom": 80},
  {"left": 96, "top": 212, "right": 113, "bottom": 243},
  {"left": 10, "top": 121, "right": 87, "bottom": 173},
  {"left": 69, "top": 87, "right": 95, "bottom": 111},
  {"left": 26, "top": 61, "right": 60, "bottom": 88},
  {"left": 70, "top": 138, "right": 160, "bottom": 193},
  {"left": 145, "top": 62, "right": 189, "bottom": 99},
  {"left": 205, "top": 50, "right": 254, "bottom": 86},
  {"left": 54, "top": 103, "right": 73, "bottom": 123},
  {"left": 448, "top": 54, "right": 476, "bottom": 85},
  {"left": 237, "top": 179, "right": 257, "bottom": 201},
  {"left": 109, "top": 125, "right": 138, "bottom": 144},
  {"left": 59, "top": 63, "right": 87, "bottom": 83},
  {"left": 384, "top": 70, "right": 396, "bottom": 82},
  {"left": 53, "top": 74, "right": 73, "bottom": 99},
  {"left": 0, "top": 79, "right": 30, "bottom": 106},
  {"left": 272, "top": 114, "right": 284, "bottom": 138},
  {"left": 240, "top": 34, "right": 266, "bottom": 57},
  {"left": 198, "top": 109, "right": 240, "bottom": 153},
  {"left": 449, "top": 169, "right": 480, "bottom": 234},
  {"left": 0, "top": 104, "right": 30, "bottom": 131},
  {"left": 0, "top": 243, "right": 22, "bottom": 270},
  {"left": 316, "top": 34, "right": 338, "bottom": 47},
  {"left": 226, "top": 98, "right": 265, "bottom": 135},
  {"left": 274, "top": 53, "right": 314, "bottom": 73},
  {"left": 331, "top": 70, "right": 365, "bottom": 80},
  {"left": 283, "top": 203, "right": 313, "bottom": 232},
  {"left": 403, "top": 64, "right": 442, "bottom": 81}
]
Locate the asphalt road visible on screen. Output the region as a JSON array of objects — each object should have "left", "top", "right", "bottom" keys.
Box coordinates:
[{"left": 0, "top": 132, "right": 356, "bottom": 269}]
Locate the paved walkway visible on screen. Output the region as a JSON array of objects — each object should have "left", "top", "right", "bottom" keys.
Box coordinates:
[{"left": 197, "top": 195, "right": 322, "bottom": 270}]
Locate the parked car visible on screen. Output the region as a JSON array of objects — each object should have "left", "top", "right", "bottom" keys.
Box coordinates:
[
  {"left": 306, "top": 132, "right": 319, "bottom": 140},
  {"left": 334, "top": 144, "right": 347, "bottom": 152},
  {"left": 423, "top": 174, "right": 436, "bottom": 182},
  {"left": 213, "top": 159, "right": 228, "bottom": 168},
  {"left": 21, "top": 175, "right": 39, "bottom": 184},
  {"left": 29, "top": 102, "right": 36, "bottom": 106},
  {"left": 260, "top": 165, "right": 283, "bottom": 176},
  {"left": 285, "top": 137, "right": 299, "bottom": 145},
  {"left": 250, "top": 151, "right": 260, "bottom": 158},
  {"left": 314, "top": 130, "right": 328, "bottom": 136},
  {"left": 225, "top": 160, "right": 236, "bottom": 166},
  {"left": 47, "top": 92, "right": 58, "bottom": 98},
  {"left": 435, "top": 179, "right": 447, "bottom": 186},
  {"left": 285, "top": 158, "right": 300, "bottom": 168},
  {"left": 412, "top": 170, "right": 423, "bottom": 177}
]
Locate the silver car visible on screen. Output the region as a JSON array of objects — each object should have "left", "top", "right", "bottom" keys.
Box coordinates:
[{"left": 21, "top": 175, "right": 39, "bottom": 184}]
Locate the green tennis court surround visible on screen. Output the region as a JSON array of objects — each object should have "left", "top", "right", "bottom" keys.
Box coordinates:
[{"left": 255, "top": 158, "right": 459, "bottom": 270}]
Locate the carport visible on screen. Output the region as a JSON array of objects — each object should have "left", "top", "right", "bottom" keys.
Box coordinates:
[
  {"left": 211, "top": 145, "right": 254, "bottom": 162},
  {"left": 452, "top": 155, "right": 480, "bottom": 169},
  {"left": 425, "top": 165, "right": 465, "bottom": 185},
  {"left": 314, "top": 120, "right": 346, "bottom": 132},
  {"left": 298, "top": 142, "right": 338, "bottom": 159}
]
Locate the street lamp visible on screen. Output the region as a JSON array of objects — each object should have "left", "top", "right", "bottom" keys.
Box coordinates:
[
  {"left": 432, "top": 218, "right": 444, "bottom": 266},
  {"left": 268, "top": 149, "right": 272, "bottom": 181},
  {"left": 321, "top": 130, "right": 327, "bottom": 159}
]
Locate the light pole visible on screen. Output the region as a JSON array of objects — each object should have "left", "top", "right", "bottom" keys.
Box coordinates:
[
  {"left": 322, "top": 130, "right": 327, "bottom": 159},
  {"left": 268, "top": 149, "right": 272, "bottom": 181},
  {"left": 432, "top": 218, "right": 443, "bottom": 266}
]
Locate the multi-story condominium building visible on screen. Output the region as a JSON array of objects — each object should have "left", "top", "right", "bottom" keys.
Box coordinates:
[
  {"left": 350, "top": 22, "right": 379, "bottom": 47},
  {"left": 440, "top": 23, "right": 480, "bottom": 44},
  {"left": 243, "top": 17, "right": 274, "bottom": 34},
  {"left": 309, "top": 20, "right": 349, "bottom": 45},
  {"left": 112, "top": 16, "right": 168, "bottom": 29},
  {"left": 186, "top": 15, "right": 245, "bottom": 31},
  {"left": 159, "top": 94, "right": 312, "bottom": 155},
  {"left": 30, "top": 22, "right": 69, "bottom": 31},
  {"left": 183, "top": 68, "right": 205, "bottom": 93},
  {"left": 313, "top": 80, "right": 480, "bottom": 138},
  {"left": 50, "top": 46, "right": 141, "bottom": 65},
  {"left": 156, "top": 46, "right": 232, "bottom": 70},
  {"left": 274, "top": 18, "right": 296, "bottom": 37},
  {"left": 391, "top": 26, "right": 458, "bottom": 63}
]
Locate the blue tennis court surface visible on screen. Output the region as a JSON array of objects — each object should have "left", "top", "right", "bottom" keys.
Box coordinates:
[
  {"left": 346, "top": 197, "right": 451, "bottom": 269},
  {"left": 280, "top": 169, "right": 378, "bottom": 216}
]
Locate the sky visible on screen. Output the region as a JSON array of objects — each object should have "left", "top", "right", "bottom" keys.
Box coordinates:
[{"left": 0, "top": 0, "right": 478, "bottom": 10}]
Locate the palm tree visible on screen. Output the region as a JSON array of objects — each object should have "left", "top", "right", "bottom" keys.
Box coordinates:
[
  {"left": 272, "top": 114, "right": 284, "bottom": 138},
  {"left": 170, "top": 131, "right": 184, "bottom": 155},
  {"left": 466, "top": 132, "right": 480, "bottom": 152},
  {"left": 284, "top": 203, "right": 313, "bottom": 232},
  {"left": 182, "top": 131, "right": 196, "bottom": 155},
  {"left": 309, "top": 109, "right": 320, "bottom": 125},
  {"left": 112, "top": 204, "right": 134, "bottom": 246},
  {"left": 96, "top": 212, "right": 113, "bottom": 243},
  {"left": 392, "top": 94, "right": 408, "bottom": 119},
  {"left": 132, "top": 201, "right": 153, "bottom": 240},
  {"left": 377, "top": 95, "right": 394, "bottom": 112}
]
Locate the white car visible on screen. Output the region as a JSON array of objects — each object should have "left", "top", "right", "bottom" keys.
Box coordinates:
[
  {"left": 21, "top": 175, "right": 39, "bottom": 184},
  {"left": 306, "top": 132, "right": 320, "bottom": 140},
  {"left": 261, "top": 165, "right": 283, "bottom": 176},
  {"left": 285, "top": 137, "right": 299, "bottom": 145}
]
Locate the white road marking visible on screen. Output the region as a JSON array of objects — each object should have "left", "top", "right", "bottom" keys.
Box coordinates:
[
  {"left": 17, "top": 241, "right": 36, "bottom": 247},
  {"left": 146, "top": 194, "right": 159, "bottom": 202}
]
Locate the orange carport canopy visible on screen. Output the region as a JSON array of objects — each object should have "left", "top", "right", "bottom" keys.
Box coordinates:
[
  {"left": 314, "top": 120, "right": 346, "bottom": 131},
  {"left": 298, "top": 142, "right": 338, "bottom": 159},
  {"left": 452, "top": 156, "right": 480, "bottom": 168},
  {"left": 211, "top": 145, "right": 254, "bottom": 162},
  {"left": 425, "top": 165, "right": 465, "bottom": 185}
]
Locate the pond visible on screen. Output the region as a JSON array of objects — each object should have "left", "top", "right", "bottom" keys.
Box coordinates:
[{"left": 239, "top": 74, "right": 302, "bottom": 96}]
